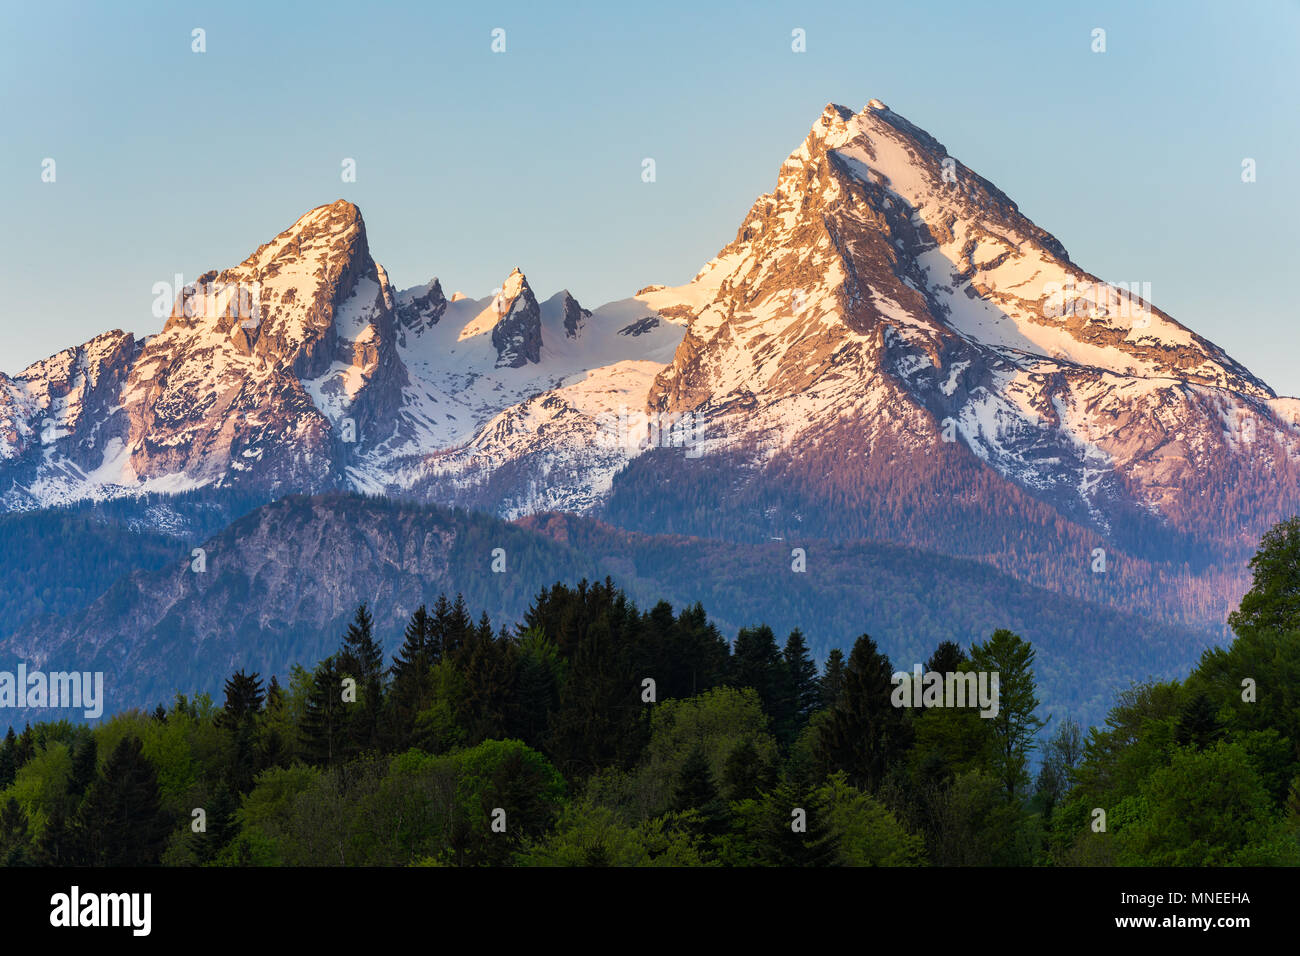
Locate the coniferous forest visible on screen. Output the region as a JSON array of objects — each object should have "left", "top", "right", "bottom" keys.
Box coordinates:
[{"left": 2, "top": 517, "right": 1299, "bottom": 868}]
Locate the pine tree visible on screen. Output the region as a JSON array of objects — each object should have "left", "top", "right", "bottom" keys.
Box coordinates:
[
  {"left": 74, "top": 736, "right": 171, "bottom": 866},
  {"left": 815, "top": 634, "right": 911, "bottom": 791},
  {"left": 819, "top": 648, "right": 846, "bottom": 710}
]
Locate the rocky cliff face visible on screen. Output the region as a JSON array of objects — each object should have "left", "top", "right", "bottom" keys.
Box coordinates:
[
  {"left": 1, "top": 102, "right": 1296, "bottom": 631},
  {"left": 488, "top": 269, "right": 544, "bottom": 368},
  {"left": 636, "top": 101, "right": 1300, "bottom": 544}
]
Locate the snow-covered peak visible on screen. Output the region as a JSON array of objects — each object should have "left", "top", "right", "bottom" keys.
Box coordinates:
[
  {"left": 500, "top": 267, "right": 527, "bottom": 301},
  {"left": 664, "top": 99, "right": 1270, "bottom": 404},
  {"left": 239, "top": 199, "right": 367, "bottom": 275}
]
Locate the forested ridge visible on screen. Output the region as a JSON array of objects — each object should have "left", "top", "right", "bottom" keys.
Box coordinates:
[{"left": 2, "top": 517, "right": 1299, "bottom": 868}]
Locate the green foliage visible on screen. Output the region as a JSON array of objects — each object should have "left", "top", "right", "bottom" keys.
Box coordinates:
[
  {"left": 517, "top": 796, "right": 705, "bottom": 867},
  {"left": 1, "top": 740, "right": 72, "bottom": 836},
  {"left": 1227, "top": 516, "right": 1300, "bottom": 636},
  {"left": 817, "top": 772, "right": 925, "bottom": 866},
  {"left": 5, "top": 518, "right": 1300, "bottom": 868},
  {"left": 75, "top": 736, "right": 172, "bottom": 866},
  {"left": 1116, "top": 741, "right": 1299, "bottom": 866},
  {"left": 815, "top": 634, "right": 911, "bottom": 791},
  {"left": 630, "top": 687, "right": 779, "bottom": 820},
  {"left": 968, "top": 629, "right": 1045, "bottom": 800}
]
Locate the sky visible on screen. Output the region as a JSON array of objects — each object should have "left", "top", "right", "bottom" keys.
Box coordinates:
[{"left": 2, "top": 0, "right": 1298, "bottom": 393}]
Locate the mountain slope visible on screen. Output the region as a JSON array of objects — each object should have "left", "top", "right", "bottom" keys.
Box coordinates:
[
  {"left": 635, "top": 101, "right": 1299, "bottom": 546},
  {"left": 0, "top": 493, "right": 1209, "bottom": 727}
]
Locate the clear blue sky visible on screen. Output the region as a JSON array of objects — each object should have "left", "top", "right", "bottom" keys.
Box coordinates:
[{"left": 3, "top": 0, "right": 1297, "bottom": 394}]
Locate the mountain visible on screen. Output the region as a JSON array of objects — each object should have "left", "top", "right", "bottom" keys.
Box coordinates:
[
  {"left": 1, "top": 98, "right": 1295, "bottom": 656},
  {"left": 620, "top": 102, "right": 1299, "bottom": 551},
  {"left": 0, "top": 492, "right": 1206, "bottom": 726},
  {"left": 0, "top": 201, "right": 686, "bottom": 513}
]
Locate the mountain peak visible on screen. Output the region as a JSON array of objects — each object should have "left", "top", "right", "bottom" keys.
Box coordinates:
[{"left": 456, "top": 268, "right": 544, "bottom": 367}]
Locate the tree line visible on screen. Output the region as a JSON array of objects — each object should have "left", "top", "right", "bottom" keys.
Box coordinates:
[{"left": 2, "top": 516, "right": 1300, "bottom": 865}]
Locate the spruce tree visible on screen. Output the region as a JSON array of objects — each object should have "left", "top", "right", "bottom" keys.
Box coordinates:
[
  {"left": 753, "top": 776, "right": 837, "bottom": 866},
  {"left": 428, "top": 594, "right": 453, "bottom": 662},
  {"left": 731, "top": 624, "right": 787, "bottom": 724},
  {"left": 819, "top": 648, "right": 846, "bottom": 710},
  {"left": 926, "top": 640, "right": 966, "bottom": 675},
  {"left": 546, "top": 582, "right": 644, "bottom": 775},
  {"left": 69, "top": 736, "right": 97, "bottom": 800},
  {"left": 673, "top": 743, "right": 729, "bottom": 841},
  {"left": 338, "top": 603, "right": 385, "bottom": 753},
  {"left": 259, "top": 675, "right": 290, "bottom": 770},
  {"left": 391, "top": 605, "right": 434, "bottom": 686},
  {"left": 301, "top": 655, "right": 346, "bottom": 766},
  {"left": 815, "top": 634, "right": 911, "bottom": 791},
  {"left": 36, "top": 801, "right": 74, "bottom": 866},
  {"left": 783, "top": 629, "right": 820, "bottom": 729},
  {"left": 74, "top": 736, "right": 171, "bottom": 866},
  {"left": 389, "top": 605, "right": 436, "bottom": 747},
  {"left": 673, "top": 602, "right": 731, "bottom": 697},
  {"left": 0, "top": 797, "right": 30, "bottom": 866},
  {"left": 445, "top": 594, "right": 472, "bottom": 660},
  {"left": 722, "top": 738, "right": 769, "bottom": 802},
  {"left": 0, "top": 728, "right": 15, "bottom": 789},
  {"left": 509, "top": 627, "right": 563, "bottom": 749},
  {"left": 1175, "top": 692, "right": 1222, "bottom": 751},
  {"left": 459, "top": 613, "right": 514, "bottom": 743},
  {"left": 14, "top": 725, "right": 34, "bottom": 770},
  {"left": 217, "top": 669, "right": 265, "bottom": 730}
]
